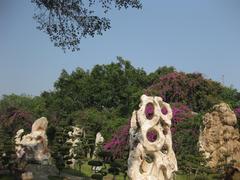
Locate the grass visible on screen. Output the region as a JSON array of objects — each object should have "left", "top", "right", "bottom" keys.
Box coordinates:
[
  {"left": 63, "top": 162, "right": 215, "bottom": 180},
  {"left": 48, "top": 176, "right": 64, "bottom": 180},
  {"left": 1, "top": 162, "right": 235, "bottom": 180},
  {"left": 65, "top": 162, "right": 207, "bottom": 180},
  {"left": 0, "top": 174, "right": 15, "bottom": 180},
  {"left": 63, "top": 167, "right": 88, "bottom": 177},
  {"left": 69, "top": 161, "right": 128, "bottom": 180}
]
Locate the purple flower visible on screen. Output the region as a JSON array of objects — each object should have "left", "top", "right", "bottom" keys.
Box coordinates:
[
  {"left": 234, "top": 107, "right": 240, "bottom": 119},
  {"left": 147, "top": 130, "right": 158, "bottom": 142},
  {"left": 145, "top": 103, "right": 154, "bottom": 119},
  {"left": 161, "top": 106, "right": 168, "bottom": 115},
  {"left": 104, "top": 122, "right": 130, "bottom": 158}
]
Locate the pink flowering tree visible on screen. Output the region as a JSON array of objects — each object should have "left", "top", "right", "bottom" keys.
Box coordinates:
[
  {"left": 234, "top": 107, "right": 240, "bottom": 129},
  {"left": 234, "top": 107, "right": 240, "bottom": 119},
  {"left": 104, "top": 122, "right": 130, "bottom": 159},
  {"left": 171, "top": 103, "right": 193, "bottom": 134},
  {"left": 145, "top": 72, "right": 224, "bottom": 112},
  {"left": 104, "top": 102, "right": 193, "bottom": 158}
]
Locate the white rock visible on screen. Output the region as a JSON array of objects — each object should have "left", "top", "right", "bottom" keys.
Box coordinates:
[
  {"left": 15, "top": 117, "right": 50, "bottom": 163},
  {"left": 128, "top": 95, "right": 177, "bottom": 180},
  {"left": 92, "top": 132, "right": 104, "bottom": 159},
  {"left": 67, "top": 126, "right": 85, "bottom": 168}
]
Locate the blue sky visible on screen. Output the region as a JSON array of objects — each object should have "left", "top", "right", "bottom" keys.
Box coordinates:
[{"left": 0, "top": 0, "right": 240, "bottom": 97}]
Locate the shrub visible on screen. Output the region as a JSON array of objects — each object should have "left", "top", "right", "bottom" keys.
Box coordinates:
[{"left": 146, "top": 72, "right": 239, "bottom": 112}]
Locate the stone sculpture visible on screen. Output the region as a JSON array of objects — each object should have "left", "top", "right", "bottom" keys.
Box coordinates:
[
  {"left": 199, "top": 103, "right": 240, "bottom": 170},
  {"left": 15, "top": 117, "right": 50, "bottom": 164},
  {"left": 93, "top": 132, "right": 104, "bottom": 158},
  {"left": 128, "top": 95, "right": 177, "bottom": 180},
  {"left": 67, "top": 126, "right": 85, "bottom": 168}
]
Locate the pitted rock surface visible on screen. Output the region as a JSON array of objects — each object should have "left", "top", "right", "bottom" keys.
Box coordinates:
[
  {"left": 199, "top": 103, "right": 240, "bottom": 170},
  {"left": 128, "top": 95, "right": 177, "bottom": 180}
]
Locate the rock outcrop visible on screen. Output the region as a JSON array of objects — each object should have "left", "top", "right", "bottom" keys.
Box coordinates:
[
  {"left": 92, "top": 132, "right": 104, "bottom": 159},
  {"left": 15, "top": 117, "right": 50, "bottom": 164},
  {"left": 128, "top": 95, "right": 177, "bottom": 180},
  {"left": 199, "top": 103, "right": 240, "bottom": 170},
  {"left": 67, "top": 126, "right": 85, "bottom": 168}
]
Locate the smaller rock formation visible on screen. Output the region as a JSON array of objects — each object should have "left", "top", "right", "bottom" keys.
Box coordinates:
[
  {"left": 128, "top": 95, "right": 177, "bottom": 180},
  {"left": 199, "top": 103, "right": 240, "bottom": 170},
  {"left": 67, "top": 126, "right": 85, "bottom": 168},
  {"left": 21, "top": 172, "right": 33, "bottom": 180},
  {"left": 15, "top": 117, "right": 50, "bottom": 164},
  {"left": 92, "top": 132, "right": 104, "bottom": 160},
  {"left": 95, "top": 132, "right": 104, "bottom": 147}
]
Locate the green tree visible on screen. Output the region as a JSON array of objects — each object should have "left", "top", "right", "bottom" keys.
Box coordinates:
[
  {"left": 173, "top": 115, "right": 210, "bottom": 176},
  {"left": 52, "top": 120, "right": 72, "bottom": 175},
  {"left": 0, "top": 125, "right": 17, "bottom": 174},
  {"left": 0, "top": 94, "right": 46, "bottom": 118},
  {"left": 52, "top": 58, "right": 149, "bottom": 118},
  {"left": 0, "top": 125, "right": 6, "bottom": 169},
  {"left": 148, "top": 66, "right": 176, "bottom": 84},
  {"left": 73, "top": 139, "right": 87, "bottom": 172}
]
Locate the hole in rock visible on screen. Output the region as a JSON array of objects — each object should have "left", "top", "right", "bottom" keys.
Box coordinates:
[
  {"left": 145, "top": 153, "right": 155, "bottom": 163},
  {"left": 147, "top": 129, "right": 158, "bottom": 142},
  {"left": 161, "top": 106, "right": 168, "bottom": 115},
  {"left": 161, "top": 144, "right": 169, "bottom": 154},
  {"left": 163, "top": 127, "right": 168, "bottom": 135},
  {"left": 145, "top": 103, "right": 154, "bottom": 120}
]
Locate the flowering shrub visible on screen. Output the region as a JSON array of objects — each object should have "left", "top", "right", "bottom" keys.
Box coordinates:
[
  {"left": 103, "top": 122, "right": 130, "bottom": 158},
  {"left": 234, "top": 107, "right": 240, "bottom": 119},
  {"left": 104, "top": 103, "right": 193, "bottom": 158},
  {"left": 234, "top": 107, "right": 240, "bottom": 129},
  {"left": 171, "top": 103, "right": 193, "bottom": 132},
  {"left": 0, "top": 107, "right": 33, "bottom": 135},
  {"left": 146, "top": 72, "right": 223, "bottom": 112}
]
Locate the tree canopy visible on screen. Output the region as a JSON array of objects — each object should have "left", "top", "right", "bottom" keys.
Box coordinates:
[{"left": 31, "top": 0, "right": 142, "bottom": 51}]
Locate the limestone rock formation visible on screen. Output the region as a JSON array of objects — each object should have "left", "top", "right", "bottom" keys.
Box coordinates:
[
  {"left": 199, "top": 103, "right": 240, "bottom": 170},
  {"left": 15, "top": 117, "right": 50, "bottom": 164},
  {"left": 67, "top": 126, "right": 85, "bottom": 168},
  {"left": 95, "top": 132, "right": 104, "bottom": 147},
  {"left": 92, "top": 132, "right": 104, "bottom": 159},
  {"left": 128, "top": 95, "right": 177, "bottom": 180}
]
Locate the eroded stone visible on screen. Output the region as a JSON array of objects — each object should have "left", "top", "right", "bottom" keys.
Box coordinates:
[
  {"left": 199, "top": 103, "right": 240, "bottom": 171},
  {"left": 128, "top": 95, "right": 177, "bottom": 180}
]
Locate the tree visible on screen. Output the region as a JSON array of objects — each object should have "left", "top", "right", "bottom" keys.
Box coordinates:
[
  {"left": 173, "top": 115, "right": 210, "bottom": 176},
  {"left": 31, "top": 0, "right": 142, "bottom": 51},
  {"left": 0, "top": 107, "right": 34, "bottom": 137},
  {"left": 0, "top": 125, "right": 6, "bottom": 169},
  {"left": 52, "top": 58, "right": 149, "bottom": 118},
  {"left": 148, "top": 66, "right": 176, "bottom": 84},
  {"left": 146, "top": 72, "right": 240, "bottom": 112},
  {"left": 0, "top": 125, "right": 17, "bottom": 174},
  {"left": 52, "top": 120, "right": 72, "bottom": 175},
  {"left": 73, "top": 139, "right": 87, "bottom": 172},
  {"left": 0, "top": 94, "right": 46, "bottom": 119}
]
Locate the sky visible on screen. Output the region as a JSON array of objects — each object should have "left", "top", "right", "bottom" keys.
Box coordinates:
[{"left": 0, "top": 0, "right": 240, "bottom": 97}]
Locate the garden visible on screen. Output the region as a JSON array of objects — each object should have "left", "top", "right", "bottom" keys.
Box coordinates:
[{"left": 0, "top": 60, "right": 240, "bottom": 180}]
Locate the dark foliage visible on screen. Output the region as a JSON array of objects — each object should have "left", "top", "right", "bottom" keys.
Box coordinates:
[
  {"left": 0, "top": 107, "right": 33, "bottom": 136},
  {"left": 31, "top": 0, "right": 142, "bottom": 51}
]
